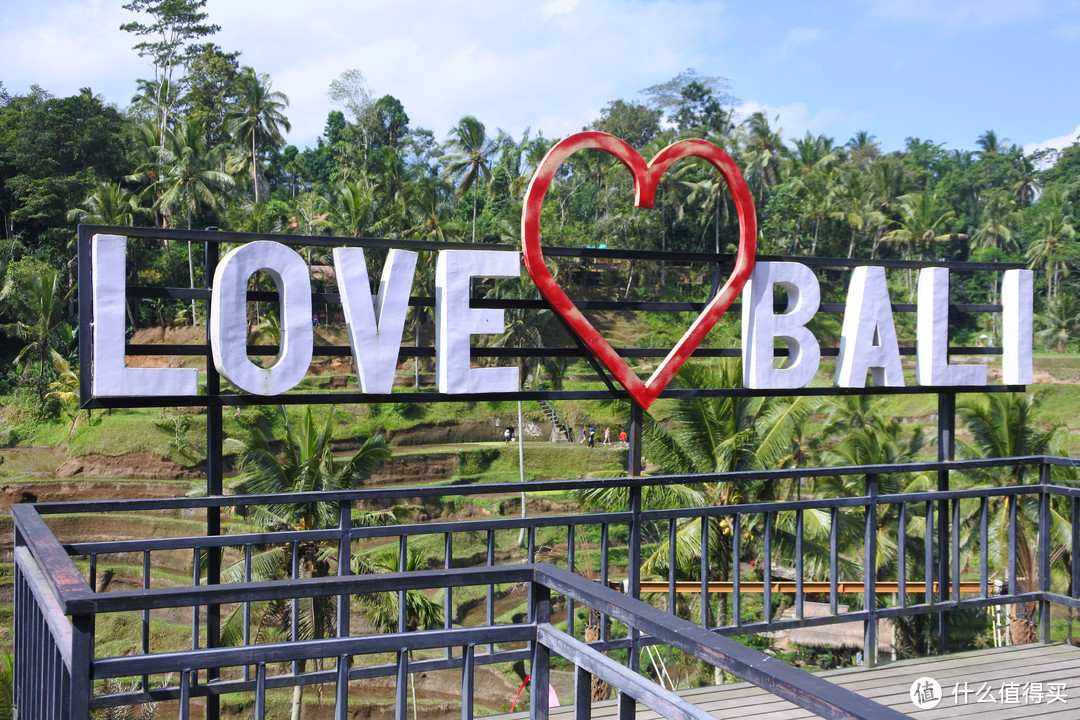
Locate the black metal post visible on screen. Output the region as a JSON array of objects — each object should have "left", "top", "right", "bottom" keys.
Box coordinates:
[
  {"left": 936, "top": 391, "right": 954, "bottom": 654},
  {"left": 627, "top": 401, "right": 643, "bottom": 674},
  {"left": 77, "top": 226, "right": 92, "bottom": 410},
  {"left": 863, "top": 474, "right": 878, "bottom": 668},
  {"left": 1039, "top": 461, "right": 1051, "bottom": 643},
  {"left": 204, "top": 238, "right": 222, "bottom": 720},
  {"left": 531, "top": 583, "right": 551, "bottom": 720},
  {"left": 461, "top": 644, "right": 475, "bottom": 720},
  {"left": 337, "top": 502, "right": 352, "bottom": 719}
]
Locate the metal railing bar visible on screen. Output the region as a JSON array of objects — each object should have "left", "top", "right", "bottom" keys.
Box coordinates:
[
  {"left": 80, "top": 382, "right": 1032, "bottom": 410},
  {"left": 462, "top": 643, "right": 475, "bottom": 720},
  {"left": 600, "top": 523, "right": 609, "bottom": 643},
  {"left": 534, "top": 565, "right": 912, "bottom": 720},
  {"left": 699, "top": 512, "right": 708, "bottom": 628},
  {"left": 192, "top": 547, "right": 201, "bottom": 654},
  {"left": 10, "top": 505, "right": 94, "bottom": 609},
  {"left": 75, "top": 223, "right": 1026, "bottom": 270},
  {"left": 764, "top": 512, "right": 773, "bottom": 627},
  {"left": 243, "top": 543, "right": 252, "bottom": 682},
  {"left": 1073, "top": 497, "right": 1080, "bottom": 600},
  {"left": 537, "top": 624, "right": 715, "bottom": 720},
  {"left": 398, "top": 534, "right": 408, "bottom": 634},
  {"left": 30, "top": 456, "right": 1055, "bottom": 517},
  {"left": 55, "top": 482, "right": 1042, "bottom": 558},
  {"left": 67, "top": 564, "right": 536, "bottom": 613},
  {"left": 924, "top": 501, "right": 934, "bottom": 603},
  {"left": 142, "top": 549, "right": 151, "bottom": 692},
  {"left": 445, "top": 532, "right": 453, "bottom": 660},
  {"left": 896, "top": 503, "right": 906, "bottom": 608},
  {"left": 14, "top": 547, "right": 74, "bottom": 669},
  {"left": 732, "top": 513, "right": 741, "bottom": 627},
  {"left": 665, "top": 517, "right": 677, "bottom": 617},
  {"left": 485, "top": 529, "right": 495, "bottom": 654},
  {"left": 1040, "top": 593, "right": 1080, "bottom": 609},
  {"left": 952, "top": 498, "right": 961, "bottom": 602},
  {"left": 1008, "top": 496, "right": 1018, "bottom": 596},
  {"left": 355, "top": 510, "right": 632, "bottom": 540},
  {"left": 795, "top": 508, "right": 804, "bottom": 621},
  {"left": 566, "top": 523, "right": 576, "bottom": 639},
  {"left": 91, "top": 646, "right": 539, "bottom": 708},
  {"left": 254, "top": 663, "right": 266, "bottom": 720},
  {"left": 120, "top": 339, "right": 1005, "bottom": 360},
  {"left": 92, "top": 623, "right": 536, "bottom": 678},
  {"left": 980, "top": 497, "right": 989, "bottom": 598},
  {"left": 63, "top": 527, "right": 342, "bottom": 557}
]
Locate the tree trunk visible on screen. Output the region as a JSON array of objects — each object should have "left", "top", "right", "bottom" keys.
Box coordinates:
[
  {"left": 584, "top": 609, "right": 610, "bottom": 701},
  {"left": 252, "top": 133, "right": 260, "bottom": 204},
  {"left": 1009, "top": 607, "right": 1038, "bottom": 645},
  {"left": 291, "top": 681, "right": 304, "bottom": 720},
  {"left": 471, "top": 185, "right": 478, "bottom": 242},
  {"left": 414, "top": 323, "right": 421, "bottom": 388}
]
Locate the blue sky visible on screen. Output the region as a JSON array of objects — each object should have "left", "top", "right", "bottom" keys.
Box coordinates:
[{"left": 4, "top": 0, "right": 1080, "bottom": 156}]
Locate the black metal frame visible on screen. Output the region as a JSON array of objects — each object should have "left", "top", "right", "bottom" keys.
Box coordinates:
[
  {"left": 75, "top": 223, "right": 1026, "bottom": 411},
  {"left": 15, "top": 224, "right": 1046, "bottom": 719}
]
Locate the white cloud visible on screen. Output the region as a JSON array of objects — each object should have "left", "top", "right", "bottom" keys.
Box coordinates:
[
  {"left": 541, "top": 0, "right": 580, "bottom": 18},
  {"left": 1025, "top": 125, "right": 1080, "bottom": 155},
  {"left": 772, "top": 27, "right": 827, "bottom": 63},
  {"left": 865, "top": 0, "right": 1048, "bottom": 29},
  {"left": 734, "top": 100, "right": 874, "bottom": 146}
]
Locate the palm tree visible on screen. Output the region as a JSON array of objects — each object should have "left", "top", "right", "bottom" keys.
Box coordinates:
[
  {"left": 867, "top": 158, "right": 908, "bottom": 256},
  {"left": 0, "top": 266, "right": 73, "bottom": 409},
  {"left": 442, "top": 115, "right": 497, "bottom": 241},
  {"left": 152, "top": 121, "right": 233, "bottom": 229},
  {"left": 884, "top": 191, "right": 958, "bottom": 261},
  {"left": 226, "top": 67, "right": 291, "bottom": 203},
  {"left": 814, "top": 412, "right": 932, "bottom": 580},
  {"left": 738, "top": 112, "right": 788, "bottom": 208},
  {"left": 144, "top": 121, "right": 233, "bottom": 323},
  {"left": 1011, "top": 154, "right": 1041, "bottom": 207},
  {"left": 45, "top": 356, "right": 85, "bottom": 439},
  {"left": 1035, "top": 295, "right": 1080, "bottom": 353},
  {"left": 792, "top": 154, "right": 840, "bottom": 255},
  {"left": 367, "top": 145, "right": 415, "bottom": 233},
  {"left": 830, "top": 170, "right": 881, "bottom": 258},
  {"left": 972, "top": 190, "right": 1020, "bottom": 255},
  {"left": 1026, "top": 195, "right": 1075, "bottom": 301},
  {"left": 406, "top": 174, "right": 460, "bottom": 243},
  {"left": 224, "top": 406, "right": 404, "bottom": 720},
  {"left": 883, "top": 192, "right": 961, "bottom": 300},
  {"left": 976, "top": 130, "right": 1008, "bottom": 156},
  {"left": 488, "top": 277, "right": 566, "bottom": 391},
  {"left": 844, "top": 131, "right": 880, "bottom": 170},
  {"left": 574, "top": 361, "right": 824, "bottom": 626},
  {"left": 329, "top": 179, "right": 379, "bottom": 238},
  {"left": 958, "top": 393, "right": 1070, "bottom": 644},
  {"left": 67, "top": 181, "right": 148, "bottom": 227}
]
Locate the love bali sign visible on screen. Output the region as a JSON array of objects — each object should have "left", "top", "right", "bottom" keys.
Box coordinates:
[{"left": 87, "top": 132, "right": 1032, "bottom": 410}]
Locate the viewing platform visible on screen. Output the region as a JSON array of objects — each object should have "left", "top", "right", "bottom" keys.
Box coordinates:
[{"left": 519, "top": 643, "right": 1080, "bottom": 719}]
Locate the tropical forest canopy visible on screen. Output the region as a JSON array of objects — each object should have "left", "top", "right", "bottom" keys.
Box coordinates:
[{"left": 3, "top": 0, "right": 1080, "bottom": 412}]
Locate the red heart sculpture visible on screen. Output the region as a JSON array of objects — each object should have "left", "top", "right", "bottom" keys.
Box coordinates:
[{"left": 520, "top": 131, "right": 756, "bottom": 409}]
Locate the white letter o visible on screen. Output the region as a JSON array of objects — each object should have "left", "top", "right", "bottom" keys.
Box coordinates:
[{"left": 210, "top": 241, "right": 313, "bottom": 395}]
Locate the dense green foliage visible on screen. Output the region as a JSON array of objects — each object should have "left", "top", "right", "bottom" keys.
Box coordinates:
[{"left": 3, "top": 1, "right": 1080, "bottom": 422}]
